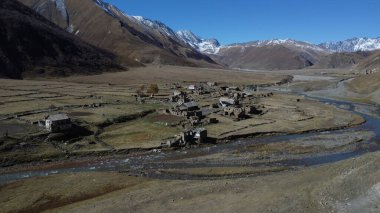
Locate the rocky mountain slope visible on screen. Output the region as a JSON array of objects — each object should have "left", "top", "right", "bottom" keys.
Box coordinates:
[
  {"left": 319, "top": 37, "right": 380, "bottom": 52},
  {"left": 19, "top": 0, "right": 218, "bottom": 67},
  {"left": 13, "top": 0, "right": 380, "bottom": 71},
  {"left": 0, "top": 0, "right": 122, "bottom": 79}
]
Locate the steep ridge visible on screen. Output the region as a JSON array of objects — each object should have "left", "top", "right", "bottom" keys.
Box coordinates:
[
  {"left": 0, "top": 0, "right": 122, "bottom": 79},
  {"left": 19, "top": 0, "right": 218, "bottom": 67}
]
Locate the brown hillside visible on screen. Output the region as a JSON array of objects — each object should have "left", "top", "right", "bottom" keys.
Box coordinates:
[
  {"left": 211, "top": 45, "right": 327, "bottom": 70},
  {"left": 313, "top": 51, "right": 373, "bottom": 69},
  {"left": 0, "top": 0, "right": 122, "bottom": 79},
  {"left": 355, "top": 50, "right": 380, "bottom": 73},
  {"left": 19, "top": 0, "right": 218, "bottom": 68}
]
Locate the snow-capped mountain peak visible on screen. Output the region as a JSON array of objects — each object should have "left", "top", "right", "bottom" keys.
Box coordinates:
[
  {"left": 319, "top": 37, "right": 380, "bottom": 52},
  {"left": 224, "top": 38, "right": 327, "bottom": 53},
  {"left": 176, "top": 30, "right": 202, "bottom": 45},
  {"left": 176, "top": 30, "right": 221, "bottom": 54}
]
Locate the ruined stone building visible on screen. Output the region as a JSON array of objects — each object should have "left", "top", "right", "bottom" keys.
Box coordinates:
[{"left": 165, "top": 128, "right": 208, "bottom": 147}]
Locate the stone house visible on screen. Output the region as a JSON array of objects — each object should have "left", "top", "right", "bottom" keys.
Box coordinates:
[
  {"left": 180, "top": 128, "right": 207, "bottom": 145},
  {"left": 178, "top": 101, "right": 199, "bottom": 112},
  {"left": 171, "top": 90, "right": 188, "bottom": 103},
  {"left": 170, "top": 101, "right": 201, "bottom": 117},
  {"left": 219, "top": 97, "right": 237, "bottom": 107},
  {"left": 45, "top": 113, "right": 72, "bottom": 133}
]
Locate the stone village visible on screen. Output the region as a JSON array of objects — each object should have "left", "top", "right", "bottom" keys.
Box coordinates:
[{"left": 29, "top": 81, "right": 274, "bottom": 149}]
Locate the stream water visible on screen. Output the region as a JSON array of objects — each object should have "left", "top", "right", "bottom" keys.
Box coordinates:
[{"left": 1, "top": 95, "right": 379, "bottom": 183}]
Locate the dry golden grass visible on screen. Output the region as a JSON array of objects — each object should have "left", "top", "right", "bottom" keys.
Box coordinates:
[
  {"left": 347, "top": 72, "right": 380, "bottom": 94},
  {"left": 99, "top": 119, "right": 180, "bottom": 149},
  {"left": 0, "top": 172, "right": 151, "bottom": 213},
  {"left": 60, "top": 65, "right": 289, "bottom": 85},
  {"left": 205, "top": 94, "right": 363, "bottom": 139}
]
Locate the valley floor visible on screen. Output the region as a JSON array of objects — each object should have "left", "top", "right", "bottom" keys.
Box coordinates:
[{"left": 1, "top": 65, "right": 380, "bottom": 212}]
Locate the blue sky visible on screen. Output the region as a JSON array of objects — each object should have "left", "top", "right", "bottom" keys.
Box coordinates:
[{"left": 104, "top": 0, "right": 380, "bottom": 45}]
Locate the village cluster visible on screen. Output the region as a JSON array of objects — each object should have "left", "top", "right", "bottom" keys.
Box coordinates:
[
  {"left": 35, "top": 81, "right": 274, "bottom": 149},
  {"left": 159, "top": 82, "right": 272, "bottom": 148}
]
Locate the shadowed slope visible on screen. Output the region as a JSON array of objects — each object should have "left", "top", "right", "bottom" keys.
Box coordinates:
[{"left": 0, "top": 0, "right": 123, "bottom": 79}]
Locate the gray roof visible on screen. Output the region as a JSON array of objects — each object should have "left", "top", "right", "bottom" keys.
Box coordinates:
[
  {"left": 219, "top": 97, "right": 235, "bottom": 105},
  {"left": 182, "top": 101, "right": 198, "bottom": 108},
  {"left": 47, "top": 113, "right": 69, "bottom": 121}
]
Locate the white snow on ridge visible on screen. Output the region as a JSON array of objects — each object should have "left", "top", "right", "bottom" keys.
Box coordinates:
[
  {"left": 92, "top": 1, "right": 380, "bottom": 54},
  {"left": 94, "top": 0, "right": 123, "bottom": 18},
  {"left": 222, "top": 39, "right": 327, "bottom": 53},
  {"left": 319, "top": 37, "right": 380, "bottom": 52},
  {"left": 176, "top": 30, "right": 221, "bottom": 54},
  {"left": 130, "top": 16, "right": 177, "bottom": 37}
]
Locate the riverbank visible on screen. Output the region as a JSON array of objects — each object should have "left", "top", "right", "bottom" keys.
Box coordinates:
[{"left": 1, "top": 150, "right": 379, "bottom": 213}]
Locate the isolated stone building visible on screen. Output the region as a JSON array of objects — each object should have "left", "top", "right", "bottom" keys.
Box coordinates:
[{"left": 45, "top": 113, "right": 72, "bottom": 133}]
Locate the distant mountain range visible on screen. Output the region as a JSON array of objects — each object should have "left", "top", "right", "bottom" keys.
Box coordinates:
[
  {"left": 9, "top": 0, "right": 380, "bottom": 74},
  {"left": 177, "top": 33, "right": 380, "bottom": 70},
  {"left": 177, "top": 33, "right": 380, "bottom": 55}
]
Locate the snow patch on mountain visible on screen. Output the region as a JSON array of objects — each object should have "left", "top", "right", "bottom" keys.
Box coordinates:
[
  {"left": 94, "top": 0, "right": 115, "bottom": 16},
  {"left": 319, "top": 37, "right": 380, "bottom": 52},
  {"left": 130, "top": 16, "right": 177, "bottom": 37},
  {"left": 52, "top": 0, "right": 68, "bottom": 20},
  {"left": 224, "top": 39, "right": 326, "bottom": 52},
  {"left": 94, "top": 1, "right": 178, "bottom": 38},
  {"left": 176, "top": 30, "right": 221, "bottom": 54}
]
